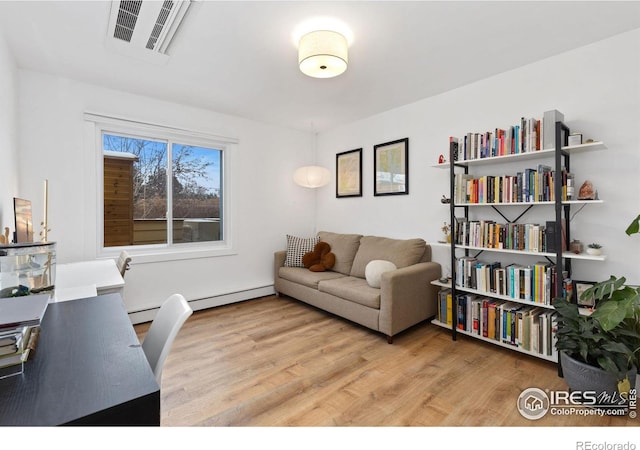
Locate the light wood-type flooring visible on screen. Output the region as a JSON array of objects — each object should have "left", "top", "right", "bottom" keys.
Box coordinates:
[{"left": 135, "top": 295, "right": 638, "bottom": 427}]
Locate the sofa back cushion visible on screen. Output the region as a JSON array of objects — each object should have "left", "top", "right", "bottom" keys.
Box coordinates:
[
  {"left": 350, "top": 236, "right": 426, "bottom": 278},
  {"left": 317, "top": 231, "right": 363, "bottom": 275}
]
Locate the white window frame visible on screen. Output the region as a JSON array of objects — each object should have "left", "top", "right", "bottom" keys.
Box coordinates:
[{"left": 85, "top": 112, "right": 237, "bottom": 263}]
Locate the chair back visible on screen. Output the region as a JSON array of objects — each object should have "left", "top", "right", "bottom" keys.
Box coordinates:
[
  {"left": 142, "top": 293, "right": 193, "bottom": 385},
  {"left": 117, "top": 250, "right": 132, "bottom": 278}
]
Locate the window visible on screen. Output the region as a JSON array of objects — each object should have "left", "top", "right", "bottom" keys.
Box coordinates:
[{"left": 87, "top": 113, "right": 235, "bottom": 257}]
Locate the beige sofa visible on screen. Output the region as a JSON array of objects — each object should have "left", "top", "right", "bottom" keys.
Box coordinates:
[{"left": 274, "top": 231, "right": 442, "bottom": 343}]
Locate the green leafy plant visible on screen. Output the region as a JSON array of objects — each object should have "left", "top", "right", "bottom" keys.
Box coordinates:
[
  {"left": 553, "top": 276, "right": 640, "bottom": 381},
  {"left": 626, "top": 214, "right": 640, "bottom": 236},
  {"left": 587, "top": 243, "right": 602, "bottom": 249}
]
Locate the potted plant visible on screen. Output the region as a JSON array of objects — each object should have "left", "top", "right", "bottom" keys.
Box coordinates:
[
  {"left": 553, "top": 276, "right": 640, "bottom": 404},
  {"left": 586, "top": 243, "right": 603, "bottom": 256}
]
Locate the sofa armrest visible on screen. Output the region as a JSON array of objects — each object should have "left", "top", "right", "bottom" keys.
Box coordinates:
[
  {"left": 274, "top": 250, "right": 286, "bottom": 274},
  {"left": 378, "top": 261, "right": 442, "bottom": 337}
]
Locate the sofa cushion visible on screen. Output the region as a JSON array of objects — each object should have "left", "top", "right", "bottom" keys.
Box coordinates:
[
  {"left": 318, "top": 276, "right": 381, "bottom": 309},
  {"left": 317, "top": 231, "right": 363, "bottom": 275},
  {"left": 284, "top": 234, "right": 320, "bottom": 267},
  {"left": 350, "top": 236, "right": 426, "bottom": 278},
  {"left": 365, "top": 260, "right": 397, "bottom": 288},
  {"left": 279, "top": 266, "right": 345, "bottom": 289}
]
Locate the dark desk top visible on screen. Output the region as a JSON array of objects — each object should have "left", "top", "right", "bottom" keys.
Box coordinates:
[{"left": 0, "top": 294, "right": 159, "bottom": 426}]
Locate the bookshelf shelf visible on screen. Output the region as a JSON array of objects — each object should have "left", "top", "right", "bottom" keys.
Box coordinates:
[
  {"left": 432, "top": 141, "right": 606, "bottom": 168},
  {"left": 430, "top": 319, "right": 558, "bottom": 362},
  {"left": 431, "top": 279, "right": 555, "bottom": 309},
  {"left": 435, "top": 113, "right": 606, "bottom": 363}
]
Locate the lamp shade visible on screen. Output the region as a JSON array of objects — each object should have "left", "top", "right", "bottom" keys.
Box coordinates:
[
  {"left": 298, "top": 30, "right": 348, "bottom": 78},
  {"left": 293, "top": 165, "right": 331, "bottom": 188}
]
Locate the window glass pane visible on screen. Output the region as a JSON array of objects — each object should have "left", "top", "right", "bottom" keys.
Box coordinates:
[
  {"left": 103, "top": 133, "right": 168, "bottom": 246},
  {"left": 171, "top": 144, "right": 222, "bottom": 243}
]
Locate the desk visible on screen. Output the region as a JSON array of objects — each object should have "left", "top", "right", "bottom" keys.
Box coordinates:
[
  {"left": 0, "top": 294, "right": 160, "bottom": 426},
  {"left": 55, "top": 259, "right": 125, "bottom": 301}
]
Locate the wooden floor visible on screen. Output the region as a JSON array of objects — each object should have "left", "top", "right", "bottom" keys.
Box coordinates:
[{"left": 135, "top": 295, "right": 638, "bottom": 427}]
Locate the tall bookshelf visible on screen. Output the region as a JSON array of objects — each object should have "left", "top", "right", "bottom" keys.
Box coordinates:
[{"left": 432, "top": 116, "right": 606, "bottom": 362}]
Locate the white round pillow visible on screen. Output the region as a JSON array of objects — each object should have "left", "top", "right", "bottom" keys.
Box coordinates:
[{"left": 365, "top": 260, "right": 397, "bottom": 288}]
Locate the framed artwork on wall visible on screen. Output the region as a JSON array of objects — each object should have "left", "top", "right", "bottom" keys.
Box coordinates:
[
  {"left": 374, "top": 138, "right": 408, "bottom": 196},
  {"left": 336, "top": 148, "right": 362, "bottom": 198}
]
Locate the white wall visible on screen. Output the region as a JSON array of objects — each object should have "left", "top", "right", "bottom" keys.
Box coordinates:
[
  {"left": 0, "top": 31, "right": 19, "bottom": 229},
  {"left": 316, "top": 29, "right": 640, "bottom": 285},
  {"left": 17, "top": 71, "right": 318, "bottom": 317}
]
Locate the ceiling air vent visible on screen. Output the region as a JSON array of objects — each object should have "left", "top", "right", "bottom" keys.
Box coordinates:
[
  {"left": 106, "top": 0, "right": 191, "bottom": 64},
  {"left": 113, "top": 1, "right": 143, "bottom": 43}
]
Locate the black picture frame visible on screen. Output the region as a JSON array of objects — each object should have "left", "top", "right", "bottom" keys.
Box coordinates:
[
  {"left": 336, "top": 148, "right": 363, "bottom": 198},
  {"left": 374, "top": 137, "right": 408, "bottom": 196},
  {"left": 573, "top": 280, "right": 597, "bottom": 308}
]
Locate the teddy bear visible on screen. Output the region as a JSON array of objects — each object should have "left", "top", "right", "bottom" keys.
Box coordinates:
[{"left": 302, "top": 241, "right": 336, "bottom": 272}]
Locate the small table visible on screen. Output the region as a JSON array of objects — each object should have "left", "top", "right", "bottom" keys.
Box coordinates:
[
  {"left": 0, "top": 294, "right": 159, "bottom": 426},
  {"left": 54, "top": 259, "right": 124, "bottom": 301}
]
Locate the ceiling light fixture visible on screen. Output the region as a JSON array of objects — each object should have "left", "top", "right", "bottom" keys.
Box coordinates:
[{"left": 298, "top": 30, "right": 348, "bottom": 78}]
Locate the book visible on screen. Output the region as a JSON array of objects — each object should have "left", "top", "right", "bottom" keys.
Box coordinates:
[{"left": 0, "top": 294, "right": 49, "bottom": 330}]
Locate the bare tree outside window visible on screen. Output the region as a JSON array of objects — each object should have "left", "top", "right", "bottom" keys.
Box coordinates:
[{"left": 103, "top": 133, "right": 222, "bottom": 246}]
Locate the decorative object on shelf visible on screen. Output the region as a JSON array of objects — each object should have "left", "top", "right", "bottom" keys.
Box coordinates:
[
  {"left": 438, "top": 154, "right": 445, "bottom": 164},
  {"left": 586, "top": 243, "right": 603, "bottom": 256},
  {"left": 438, "top": 222, "right": 451, "bottom": 244},
  {"left": 13, "top": 198, "right": 33, "bottom": 244},
  {"left": 336, "top": 148, "right": 362, "bottom": 198},
  {"left": 298, "top": 29, "right": 348, "bottom": 79},
  {"left": 440, "top": 195, "right": 450, "bottom": 204},
  {"left": 0, "top": 227, "right": 10, "bottom": 244},
  {"left": 374, "top": 138, "right": 409, "bottom": 196},
  {"left": 553, "top": 276, "right": 640, "bottom": 403},
  {"left": 569, "top": 239, "right": 583, "bottom": 254},
  {"left": 568, "top": 133, "right": 582, "bottom": 146},
  {"left": 40, "top": 179, "right": 51, "bottom": 243},
  {"left": 577, "top": 180, "right": 597, "bottom": 200},
  {"left": 572, "top": 280, "right": 597, "bottom": 307}
]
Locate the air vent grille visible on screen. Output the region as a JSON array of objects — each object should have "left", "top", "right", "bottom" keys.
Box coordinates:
[
  {"left": 146, "top": 1, "right": 175, "bottom": 50},
  {"left": 113, "top": 0, "right": 143, "bottom": 42}
]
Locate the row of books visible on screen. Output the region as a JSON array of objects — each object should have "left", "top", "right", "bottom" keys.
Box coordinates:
[
  {"left": 437, "top": 289, "right": 558, "bottom": 357},
  {"left": 448, "top": 110, "right": 564, "bottom": 162},
  {"left": 0, "top": 325, "right": 40, "bottom": 378},
  {"left": 453, "top": 166, "right": 575, "bottom": 204},
  {"left": 454, "top": 257, "right": 572, "bottom": 304},
  {"left": 454, "top": 219, "right": 566, "bottom": 253}
]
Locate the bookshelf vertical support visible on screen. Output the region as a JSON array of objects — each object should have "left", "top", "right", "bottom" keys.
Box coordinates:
[{"left": 554, "top": 121, "right": 570, "bottom": 298}]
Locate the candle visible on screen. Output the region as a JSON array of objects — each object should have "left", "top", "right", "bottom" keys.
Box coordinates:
[{"left": 43, "top": 179, "right": 48, "bottom": 242}]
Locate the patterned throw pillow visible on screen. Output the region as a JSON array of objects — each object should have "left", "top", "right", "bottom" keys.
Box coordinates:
[{"left": 284, "top": 234, "right": 320, "bottom": 267}]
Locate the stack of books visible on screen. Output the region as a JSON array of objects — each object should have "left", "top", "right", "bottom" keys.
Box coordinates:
[{"left": 0, "top": 294, "right": 49, "bottom": 379}]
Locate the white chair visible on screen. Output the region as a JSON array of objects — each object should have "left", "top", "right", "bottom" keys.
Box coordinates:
[
  {"left": 116, "top": 250, "right": 132, "bottom": 278},
  {"left": 142, "top": 293, "right": 193, "bottom": 385}
]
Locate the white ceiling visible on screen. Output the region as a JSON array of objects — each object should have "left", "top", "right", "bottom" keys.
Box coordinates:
[{"left": 1, "top": 1, "right": 639, "bottom": 132}]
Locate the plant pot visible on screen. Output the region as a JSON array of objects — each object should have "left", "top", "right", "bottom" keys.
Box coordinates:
[
  {"left": 560, "top": 351, "right": 636, "bottom": 407},
  {"left": 586, "top": 247, "right": 602, "bottom": 256}
]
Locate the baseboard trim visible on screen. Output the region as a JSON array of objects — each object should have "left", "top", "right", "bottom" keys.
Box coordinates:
[{"left": 128, "top": 285, "right": 276, "bottom": 324}]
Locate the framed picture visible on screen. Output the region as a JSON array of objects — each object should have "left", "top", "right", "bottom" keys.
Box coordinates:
[
  {"left": 336, "top": 148, "right": 362, "bottom": 198},
  {"left": 573, "top": 280, "right": 597, "bottom": 307},
  {"left": 374, "top": 138, "right": 408, "bottom": 196}
]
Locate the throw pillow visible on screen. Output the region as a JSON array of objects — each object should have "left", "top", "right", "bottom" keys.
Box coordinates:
[
  {"left": 365, "top": 260, "right": 397, "bottom": 288},
  {"left": 302, "top": 241, "right": 336, "bottom": 272},
  {"left": 284, "top": 234, "right": 320, "bottom": 268}
]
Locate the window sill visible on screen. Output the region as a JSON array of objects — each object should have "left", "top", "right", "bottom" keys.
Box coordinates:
[{"left": 99, "top": 242, "right": 236, "bottom": 264}]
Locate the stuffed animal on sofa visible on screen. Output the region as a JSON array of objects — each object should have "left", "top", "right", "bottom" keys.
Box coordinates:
[{"left": 302, "top": 241, "right": 336, "bottom": 272}]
